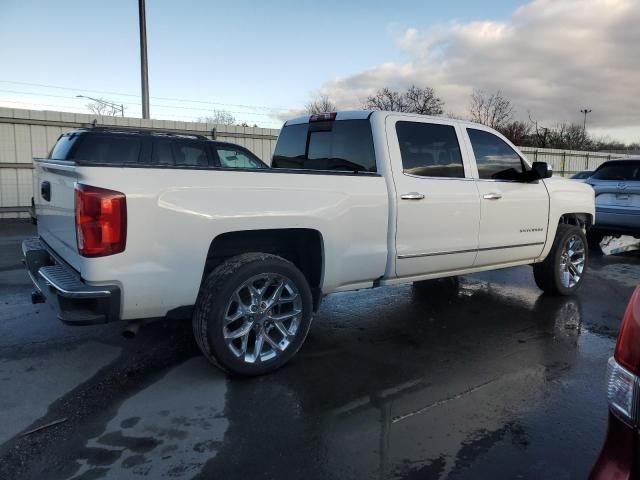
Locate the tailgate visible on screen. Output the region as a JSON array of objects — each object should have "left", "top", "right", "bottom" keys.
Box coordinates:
[
  {"left": 33, "top": 159, "right": 83, "bottom": 272},
  {"left": 593, "top": 180, "right": 640, "bottom": 209}
]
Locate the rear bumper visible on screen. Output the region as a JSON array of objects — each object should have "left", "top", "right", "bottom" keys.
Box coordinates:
[
  {"left": 589, "top": 411, "right": 636, "bottom": 479},
  {"left": 593, "top": 207, "right": 640, "bottom": 236},
  {"left": 22, "top": 237, "right": 121, "bottom": 325}
]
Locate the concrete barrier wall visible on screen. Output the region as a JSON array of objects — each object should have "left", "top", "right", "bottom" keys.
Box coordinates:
[
  {"left": 0, "top": 107, "right": 635, "bottom": 218},
  {"left": 0, "top": 108, "right": 279, "bottom": 218}
]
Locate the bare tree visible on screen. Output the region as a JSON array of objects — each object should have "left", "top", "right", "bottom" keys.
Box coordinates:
[
  {"left": 364, "top": 85, "right": 444, "bottom": 115},
  {"left": 86, "top": 98, "right": 124, "bottom": 117},
  {"left": 468, "top": 89, "right": 514, "bottom": 130},
  {"left": 199, "top": 109, "right": 236, "bottom": 125},
  {"left": 305, "top": 95, "right": 336, "bottom": 114},
  {"left": 364, "top": 87, "right": 406, "bottom": 111},
  {"left": 403, "top": 85, "right": 444, "bottom": 115},
  {"left": 498, "top": 121, "right": 531, "bottom": 146}
]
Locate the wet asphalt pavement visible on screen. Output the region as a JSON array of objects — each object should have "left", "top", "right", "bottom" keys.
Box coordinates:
[{"left": 1, "top": 221, "right": 639, "bottom": 480}]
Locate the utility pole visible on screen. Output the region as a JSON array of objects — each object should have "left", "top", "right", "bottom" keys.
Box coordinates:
[
  {"left": 139, "top": 0, "right": 150, "bottom": 119},
  {"left": 580, "top": 108, "right": 592, "bottom": 132}
]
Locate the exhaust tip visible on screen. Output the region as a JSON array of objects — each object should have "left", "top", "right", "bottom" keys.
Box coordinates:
[
  {"left": 122, "top": 322, "right": 141, "bottom": 339},
  {"left": 31, "top": 290, "right": 46, "bottom": 304}
]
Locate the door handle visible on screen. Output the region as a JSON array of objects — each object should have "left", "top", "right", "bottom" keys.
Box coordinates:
[
  {"left": 482, "top": 192, "right": 502, "bottom": 200},
  {"left": 41, "top": 181, "right": 51, "bottom": 202},
  {"left": 401, "top": 192, "right": 425, "bottom": 200}
]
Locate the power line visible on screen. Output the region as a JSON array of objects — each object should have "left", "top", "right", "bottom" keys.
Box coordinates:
[
  {"left": 0, "top": 88, "right": 280, "bottom": 118},
  {"left": 0, "top": 99, "right": 283, "bottom": 126},
  {"left": 0, "top": 79, "right": 293, "bottom": 112}
]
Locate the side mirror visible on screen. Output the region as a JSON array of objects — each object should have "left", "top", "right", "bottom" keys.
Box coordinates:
[{"left": 532, "top": 161, "right": 553, "bottom": 179}]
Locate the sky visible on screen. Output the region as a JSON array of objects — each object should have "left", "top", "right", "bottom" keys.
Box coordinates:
[{"left": 0, "top": 0, "right": 638, "bottom": 142}]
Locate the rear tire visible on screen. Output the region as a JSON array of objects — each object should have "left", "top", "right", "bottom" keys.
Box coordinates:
[
  {"left": 533, "top": 224, "right": 588, "bottom": 296},
  {"left": 193, "top": 253, "right": 313, "bottom": 376}
]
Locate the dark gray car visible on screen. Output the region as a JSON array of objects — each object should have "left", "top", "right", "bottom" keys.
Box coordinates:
[{"left": 586, "top": 158, "right": 640, "bottom": 247}]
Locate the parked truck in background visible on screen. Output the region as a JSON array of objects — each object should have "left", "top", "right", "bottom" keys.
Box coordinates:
[{"left": 23, "top": 111, "right": 595, "bottom": 376}]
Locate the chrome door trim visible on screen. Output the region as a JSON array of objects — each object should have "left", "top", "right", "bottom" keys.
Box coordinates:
[{"left": 397, "top": 242, "right": 545, "bottom": 259}]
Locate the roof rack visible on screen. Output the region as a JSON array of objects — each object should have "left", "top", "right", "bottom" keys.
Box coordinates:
[{"left": 78, "top": 125, "right": 213, "bottom": 140}]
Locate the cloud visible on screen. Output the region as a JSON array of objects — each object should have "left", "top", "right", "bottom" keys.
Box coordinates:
[{"left": 316, "top": 0, "right": 640, "bottom": 137}]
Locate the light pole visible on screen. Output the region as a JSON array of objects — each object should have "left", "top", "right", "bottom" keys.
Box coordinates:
[
  {"left": 580, "top": 108, "right": 592, "bottom": 132},
  {"left": 139, "top": 0, "right": 150, "bottom": 119},
  {"left": 76, "top": 95, "right": 124, "bottom": 117}
]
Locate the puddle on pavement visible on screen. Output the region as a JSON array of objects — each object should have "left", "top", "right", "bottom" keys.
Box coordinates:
[
  {"left": 70, "top": 357, "right": 227, "bottom": 480},
  {"left": 0, "top": 341, "right": 120, "bottom": 445}
]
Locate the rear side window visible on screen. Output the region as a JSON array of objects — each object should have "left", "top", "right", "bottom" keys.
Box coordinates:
[
  {"left": 396, "top": 122, "right": 464, "bottom": 178},
  {"left": 151, "top": 139, "right": 210, "bottom": 167},
  {"left": 216, "top": 147, "right": 265, "bottom": 169},
  {"left": 49, "top": 135, "right": 76, "bottom": 160},
  {"left": 70, "top": 135, "right": 141, "bottom": 164},
  {"left": 467, "top": 129, "right": 525, "bottom": 180},
  {"left": 591, "top": 162, "right": 640, "bottom": 180},
  {"left": 272, "top": 120, "right": 377, "bottom": 173}
]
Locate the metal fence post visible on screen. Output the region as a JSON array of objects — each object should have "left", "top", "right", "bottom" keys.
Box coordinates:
[{"left": 562, "top": 151, "right": 566, "bottom": 176}]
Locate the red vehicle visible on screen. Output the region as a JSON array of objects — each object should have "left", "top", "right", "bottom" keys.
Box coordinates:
[{"left": 591, "top": 286, "right": 640, "bottom": 479}]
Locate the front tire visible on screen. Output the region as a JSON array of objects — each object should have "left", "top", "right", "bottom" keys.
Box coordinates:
[
  {"left": 193, "top": 253, "right": 313, "bottom": 376},
  {"left": 533, "top": 224, "right": 588, "bottom": 296}
]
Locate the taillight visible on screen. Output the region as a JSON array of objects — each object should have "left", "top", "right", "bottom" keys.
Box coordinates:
[
  {"left": 75, "top": 184, "right": 127, "bottom": 257},
  {"left": 606, "top": 286, "right": 640, "bottom": 425},
  {"left": 309, "top": 112, "right": 337, "bottom": 122},
  {"left": 615, "top": 287, "right": 640, "bottom": 374}
]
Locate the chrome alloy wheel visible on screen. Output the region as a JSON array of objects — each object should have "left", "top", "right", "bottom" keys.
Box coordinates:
[
  {"left": 223, "top": 273, "right": 302, "bottom": 364},
  {"left": 559, "top": 234, "right": 586, "bottom": 288}
]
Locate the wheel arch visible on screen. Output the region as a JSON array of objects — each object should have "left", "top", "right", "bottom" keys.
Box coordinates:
[
  {"left": 201, "top": 228, "right": 325, "bottom": 311},
  {"left": 537, "top": 212, "right": 594, "bottom": 262}
]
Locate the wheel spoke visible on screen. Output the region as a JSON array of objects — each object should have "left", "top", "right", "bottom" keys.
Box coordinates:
[
  {"left": 266, "top": 281, "right": 285, "bottom": 307},
  {"left": 252, "top": 332, "right": 265, "bottom": 362},
  {"left": 276, "top": 293, "right": 299, "bottom": 305},
  {"left": 273, "top": 320, "right": 290, "bottom": 337},
  {"left": 224, "top": 322, "right": 252, "bottom": 339},
  {"left": 262, "top": 331, "right": 281, "bottom": 351},
  {"left": 224, "top": 309, "right": 244, "bottom": 324},
  {"left": 270, "top": 309, "right": 302, "bottom": 322},
  {"left": 239, "top": 333, "right": 249, "bottom": 355},
  {"left": 567, "top": 263, "right": 579, "bottom": 277}
]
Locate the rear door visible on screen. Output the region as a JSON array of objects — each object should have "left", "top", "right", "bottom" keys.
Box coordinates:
[
  {"left": 386, "top": 115, "right": 481, "bottom": 277},
  {"left": 463, "top": 126, "right": 549, "bottom": 266}
]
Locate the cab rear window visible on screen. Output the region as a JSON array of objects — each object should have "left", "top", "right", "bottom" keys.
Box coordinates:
[
  {"left": 272, "top": 119, "right": 377, "bottom": 173},
  {"left": 591, "top": 162, "right": 640, "bottom": 181}
]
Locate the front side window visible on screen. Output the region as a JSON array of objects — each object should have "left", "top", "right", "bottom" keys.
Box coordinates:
[
  {"left": 467, "top": 128, "right": 525, "bottom": 180},
  {"left": 216, "top": 147, "right": 265, "bottom": 169},
  {"left": 272, "top": 119, "right": 376, "bottom": 173},
  {"left": 396, "top": 122, "right": 464, "bottom": 178}
]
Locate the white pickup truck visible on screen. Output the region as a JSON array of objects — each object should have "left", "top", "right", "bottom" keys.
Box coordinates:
[{"left": 24, "top": 111, "right": 595, "bottom": 375}]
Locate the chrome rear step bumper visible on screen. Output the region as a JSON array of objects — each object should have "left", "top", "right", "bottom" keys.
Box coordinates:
[{"left": 22, "top": 237, "right": 121, "bottom": 325}]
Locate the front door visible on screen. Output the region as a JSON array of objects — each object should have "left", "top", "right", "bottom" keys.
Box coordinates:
[
  {"left": 463, "top": 126, "right": 549, "bottom": 266},
  {"left": 386, "top": 116, "right": 481, "bottom": 277}
]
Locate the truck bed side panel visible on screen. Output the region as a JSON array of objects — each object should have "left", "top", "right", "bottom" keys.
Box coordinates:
[{"left": 75, "top": 167, "right": 389, "bottom": 319}]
